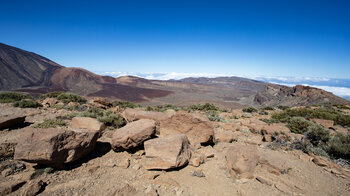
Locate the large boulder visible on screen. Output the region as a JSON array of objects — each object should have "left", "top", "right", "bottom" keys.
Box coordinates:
[
  {"left": 159, "top": 111, "right": 214, "bottom": 146},
  {"left": 70, "top": 117, "right": 106, "bottom": 132},
  {"left": 0, "top": 115, "right": 26, "bottom": 130},
  {"left": 122, "top": 108, "right": 171, "bottom": 122},
  {"left": 225, "top": 143, "right": 259, "bottom": 179},
  {"left": 144, "top": 134, "right": 192, "bottom": 170},
  {"left": 14, "top": 127, "right": 99, "bottom": 168},
  {"left": 111, "top": 119, "right": 156, "bottom": 151}
]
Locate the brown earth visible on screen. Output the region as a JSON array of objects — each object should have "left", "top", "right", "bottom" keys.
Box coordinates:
[{"left": 1, "top": 102, "right": 350, "bottom": 196}]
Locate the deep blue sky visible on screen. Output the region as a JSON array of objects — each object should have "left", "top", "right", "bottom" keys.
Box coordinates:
[{"left": 1, "top": 0, "right": 349, "bottom": 78}]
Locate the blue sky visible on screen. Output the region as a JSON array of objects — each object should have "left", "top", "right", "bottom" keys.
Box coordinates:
[{"left": 0, "top": 0, "right": 349, "bottom": 78}]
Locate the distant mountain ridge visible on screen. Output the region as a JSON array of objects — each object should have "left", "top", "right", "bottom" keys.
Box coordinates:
[{"left": 0, "top": 42, "right": 349, "bottom": 107}]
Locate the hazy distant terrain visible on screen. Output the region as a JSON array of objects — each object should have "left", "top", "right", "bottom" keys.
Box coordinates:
[{"left": 1, "top": 42, "right": 349, "bottom": 108}]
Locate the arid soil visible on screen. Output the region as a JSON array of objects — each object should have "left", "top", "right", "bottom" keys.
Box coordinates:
[{"left": 1, "top": 100, "right": 350, "bottom": 196}]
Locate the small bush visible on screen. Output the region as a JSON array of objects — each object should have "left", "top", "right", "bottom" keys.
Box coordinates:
[
  {"left": 68, "top": 107, "right": 125, "bottom": 128},
  {"left": 40, "top": 91, "right": 64, "bottom": 99},
  {"left": 306, "top": 124, "right": 331, "bottom": 146},
  {"left": 34, "top": 119, "right": 66, "bottom": 128},
  {"left": 277, "top": 105, "right": 290, "bottom": 110},
  {"left": 145, "top": 104, "right": 179, "bottom": 112},
  {"left": 242, "top": 107, "right": 258, "bottom": 113},
  {"left": 0, "top": 92, "right": 32, "bottom": 103},
  {"left": 206, "top": 111, "right": 226, "bottom": 122},
  {"left": 263, "top": 106, "right": 275, "bottom": 111},
  {"left": 270, "top": 107, "right": 350, "bottom": 127},
  {"left": 287, "top": 117, "right": 314, "bottom": 134},
  {"left": 328, "top": 133, "right": 350, "bottom": 160},
  {"left": 56, "top": 93, "right": 87, "bottom": 104},
  {"left": 187, "top": 103, "right": 221, "bottom": 112},
  {"left": 13, "top": 100, "right": 42, "bottom": 108},
  {"left": 97, "top": 110, "right": 126, "bottom": 128},
  {"left": 111, "top": 101, "right": 139, "bottom": 109}
]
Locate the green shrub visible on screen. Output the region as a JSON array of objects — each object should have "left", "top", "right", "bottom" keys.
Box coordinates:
[
  {"left": 277, "top": 105, "right": 290, "bottom": 110},
  {"left": 13, "top": 100, "right": 42, "bottom": 108},
  {"left": 145, "top": 104, "right": 179, "bottom": 112},
  {"left": 34, "top": 119, "right": 66, "bottom": 128},
  {"left": 40, "top": 91, "right": 64, "bottom": 99},
  {"left": 306, "top": 124, "right": 331, "bottom": 145},
  {"left": 187, "top": 103, "right": 221, "bottom": 112},
  {"left": 270, "top": 107, "right": 350, "bottom": 127},
  {"left": 111, "top": 101, "right": 139, "bottom": 109},
  {"left": 97, "top": 110, "right": 125, "bottom": 128},
  {"left": 308, "top": 146, "right": 329, "bottom": 158},
  {"left": 206, "top": 111, "right": 226, "bottom": 122},
  {"left": 68, "top": 107, "right": 125, "bottom": 128},
  {"left": 242, "top": 107, "right": 258, "bottom": 113},
  {"left": 328, "top": 133, "right": 350, "bottom": 160},
  {"left": 0, "top": 92, "right": 32, "bottom": 103},
  {"left": 56, "top": 93, "right": 87, "bottom": 104},
  {"left": 287, "top": 117, "right": 314, "bottom": 134},
  {"left": 263, "top": 106, "right": 275, "bottom": 111}
]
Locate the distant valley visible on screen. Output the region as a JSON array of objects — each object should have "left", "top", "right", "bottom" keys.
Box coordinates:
[{"left": 1, "top": 42, "right": 349, "bottom": 108}]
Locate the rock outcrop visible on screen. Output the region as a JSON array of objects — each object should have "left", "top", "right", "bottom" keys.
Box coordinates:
[
  {"left": 14, "top": 127, "right": 99, "bottom": 168},
  {"left": 111, "top": 119, "right": 156, "bottom": 151},
  {"left": 144, "top": 134, "right": 192, "bottom": 170},
  {"left": 159, "top": 111, "right": 214, "bottom": 146}
]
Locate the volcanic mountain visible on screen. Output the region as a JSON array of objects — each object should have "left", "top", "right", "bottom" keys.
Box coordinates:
[{"left": 0, "top": 42, "right": 349, "bottom": 107}]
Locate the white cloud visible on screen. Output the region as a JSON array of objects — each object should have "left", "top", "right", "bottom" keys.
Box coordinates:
[{"left": 100, "top": 72, "right": 225, "bottom": 80}]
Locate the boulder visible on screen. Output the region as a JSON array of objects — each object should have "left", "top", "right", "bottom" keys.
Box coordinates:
[
  {"left": 14, "top": 127, "right": 99, "bottom": 168},
  {"left": 311, "top": 118, "right": 334, "bottom": 128},
  {"left": 70, "top": 117, "right": 106, "bottom": 132},
  {"left": 0, "top": 115, "right": 26, "bottom": 130},
  {"left": 123, "top": 108, "right": 171, "bottom": 122},
  {"left": 159, "top": 111, "right": 214, "bottom": 146},
  {"left": 214, "top": 129, "right": 236, "bottom": 143},
  {"left": 144, "top": 134, "right": 192, "bottom": 170},
  {"left": 111, "top": 119, "right": 156, "bottom": 151},
  {"left": 225, "top": 143, "right": 259, "bottom": 179}
]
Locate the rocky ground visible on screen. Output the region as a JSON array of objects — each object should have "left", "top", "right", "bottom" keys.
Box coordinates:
[{"left": 0, "top": 97, "right": 350, "bottom": 196}]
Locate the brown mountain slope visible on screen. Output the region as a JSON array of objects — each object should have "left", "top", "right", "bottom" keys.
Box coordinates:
[{"left": 0, "top": 43, "right": 61, "bottom": 90}]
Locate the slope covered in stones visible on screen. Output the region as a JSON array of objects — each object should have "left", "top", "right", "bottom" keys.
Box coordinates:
[{"left": 1, "top": 92, "right": 350, "bottom": 195}]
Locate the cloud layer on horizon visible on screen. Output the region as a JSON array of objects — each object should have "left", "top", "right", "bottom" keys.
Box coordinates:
[{"left": 100, "top": 71, "right": 350, "bottom": 100}]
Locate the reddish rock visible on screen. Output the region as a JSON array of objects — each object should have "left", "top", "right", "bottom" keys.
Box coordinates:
[
  {"left": 111, "top": 119, "right": 156, "bottom": 151},
  {"left": 14, "top": 127, "right": 99, "bottom": 168},
  {"left": 71, "top": 117, "right": 106, "bottom": 132},
  {"left": 123, "top": 108, "right": 171, "bottom": 122},
  {"left": 159, "top": 111, "right": 214, "bottom": 146},
  {"left": 144, "top": 134, "right": 192, "bottom": 170}
]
